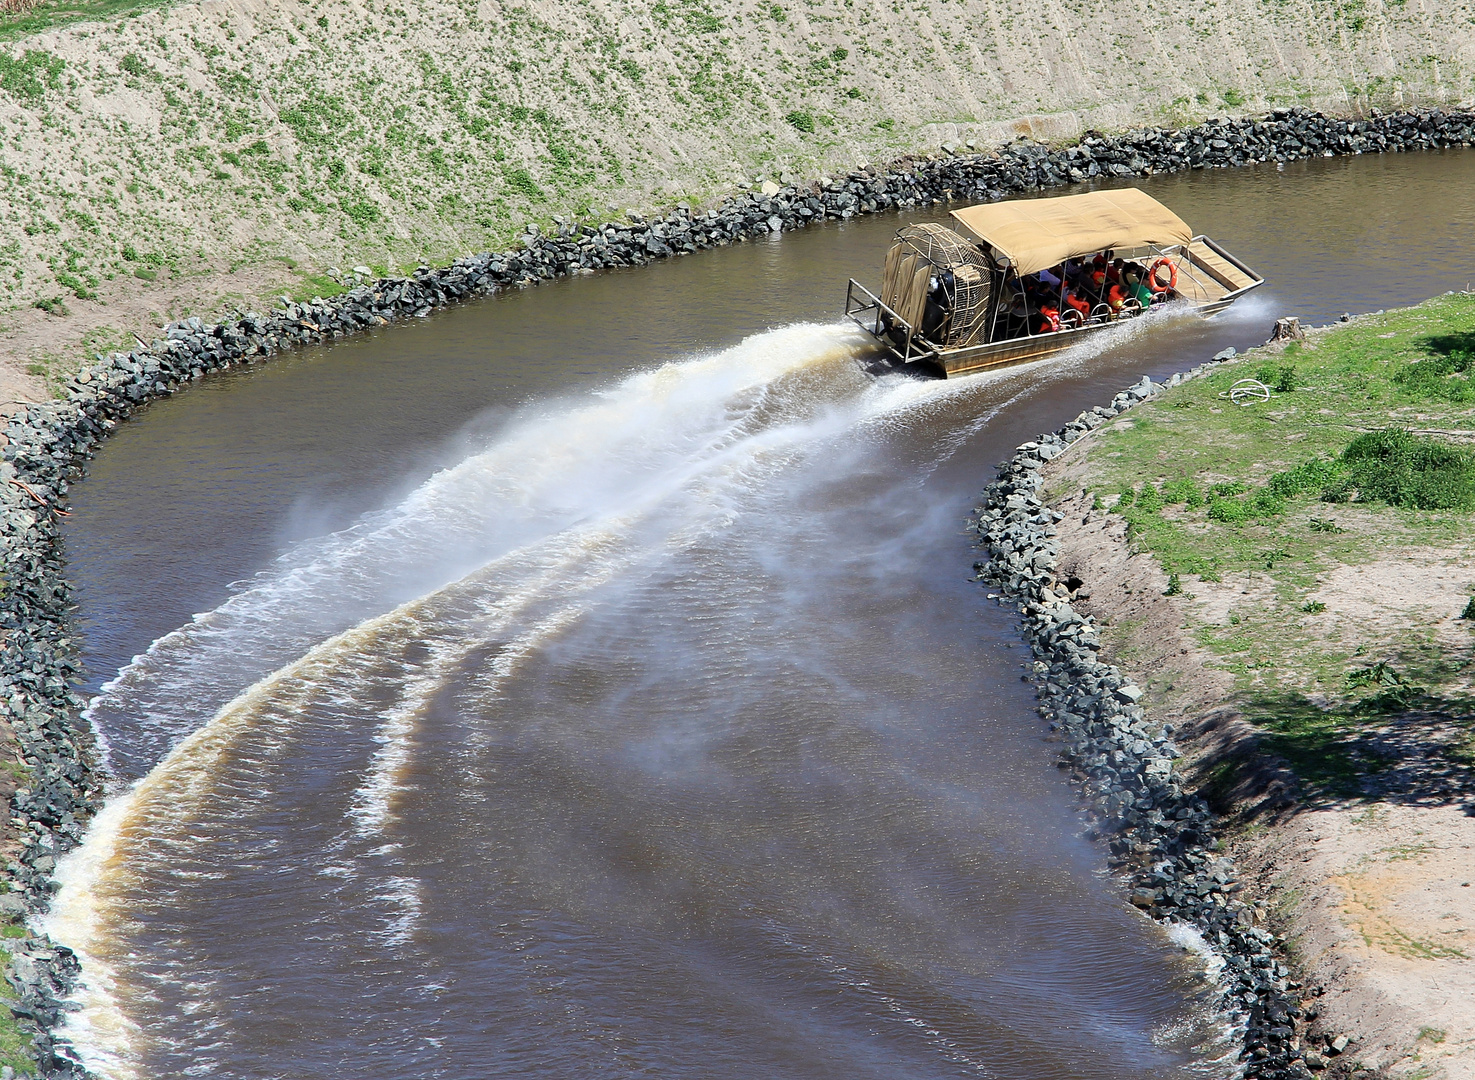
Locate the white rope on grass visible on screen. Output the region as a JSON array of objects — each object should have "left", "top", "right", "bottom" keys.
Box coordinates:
[{"left": 1221, "top": 378, "right": 1271, "bottom": 407}]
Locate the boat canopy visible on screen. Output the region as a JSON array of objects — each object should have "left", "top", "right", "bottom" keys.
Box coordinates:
[{"left": 948, "top": 188, "right": 1194, "bottom": 276}]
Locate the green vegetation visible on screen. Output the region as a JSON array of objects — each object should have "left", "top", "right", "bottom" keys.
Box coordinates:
[
  {"left": 0, "top": 48, "right": 63, "bottom": 102},
  {"left": 1, "top": 0, "right": 166, "bottom": 40},
  {"left": 785, "top": 109, "right": 815, "bottom": 133},
  {"left": 0, "top": 921, "right": 36, "bottom": 1076},
  {"left": 1064, "top": 293, "right": 1475, "bottom": 798}
]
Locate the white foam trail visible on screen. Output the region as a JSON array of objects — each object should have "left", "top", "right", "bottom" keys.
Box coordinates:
[
  {"left": 372, "top": 877, "right": 423, "bottom": 949},
  {"left": 1165, "top": 922, "right": 1227, "bottom": 981},
  {"left": 1162, "top": 923, "right": 1248, "bottom": 1076},
  {"left": 45, "top": 319, "right": 1132, "bottom": 1077},
  {"left": 38, "top": 796, "right": 146, "bottom": 1080},
  {"left": 82, "top": 323, "right": 874, "bottom": 781}
]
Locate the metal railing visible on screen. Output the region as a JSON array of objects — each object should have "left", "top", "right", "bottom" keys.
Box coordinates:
[{"left": 844, "top": 279, "right": 937, "bottom": 365}]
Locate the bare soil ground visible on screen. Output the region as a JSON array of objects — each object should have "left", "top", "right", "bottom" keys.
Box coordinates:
[
  {"left": 1045, "top": 464, "right": 1475, "bottom": 1080},
  {"left": 0, "top": 262, "right": 299, "bottom": 412}
]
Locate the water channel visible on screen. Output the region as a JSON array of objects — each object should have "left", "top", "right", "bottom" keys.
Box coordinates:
[{"left": 45, "top": 150, "right": 1475, "bottom": 1079}]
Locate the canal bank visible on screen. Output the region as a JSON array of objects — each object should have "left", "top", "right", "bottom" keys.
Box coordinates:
[
  {"left": 2, "top": 119, "right": 1475, "bottom": 1077},
  {"left": 1025, "top": 295, "right": 1475, "bottom": 1078}
]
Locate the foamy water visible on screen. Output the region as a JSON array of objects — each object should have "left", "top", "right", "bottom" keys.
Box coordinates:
[{"left": 46, "top": 318, "right": 1232, "bottom": 1079}]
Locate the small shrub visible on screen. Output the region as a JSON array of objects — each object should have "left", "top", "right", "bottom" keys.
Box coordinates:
[
  {"left": 502, "top": 165, "right": 545, "bottom": 200},
  {"left": 874, "top": 117, "right": 894, "bottom": 131},
  {"left": 785, "top": 109, "right": 815, "bottom": 133},
  {"left": 1164, "top": 573, "right": 1183, "bottom": 596},
  {"left": 54, "top": 271, "right": 93, "bottom": 299},
  {"left": 1461, "top": 596, "right": 1475, "bottom": 620},
  {"left": 1308, "top": 516, "right": 1344, "bottom": 533},
  {"left": 1301, "top": 600, "right": 1326, "bottom": 613},
  {"left": 1393, "top": 348, "right": 1475, "bottom": 403},
  {"left": 118, "top": 53, "right": 149, "bottom": 77},
  {"left": 343, "top": 200, "right": 380, "bottom": 226},
  {"left": 1340, "top": 428, "right": 1475, "bottom": 510},
  {"left": 33, "top": 296, "right": 68, "bottom": 315},
  {"left": 1161, "top": 477, "right": 1203, "bottom": 507},
  {"left": 1266, "top": 456, "right": 1343, "bottom": 499},
  {"left": 768, "top": 3, "right": 786, "bottom": 19},
  {"left": 133, "top": 268, "right": 156, "bottom": 281},
  {"left": 1207, "top": 496, "right": 1249, "bottom": 523},
  {"left": 1348, "top": 661, "right": 1409, "bottom": 691},
  {"left": 830, "top": 46, "right": 848, "bottom": 60},
  {"left": 0, "top": 50, "right": 65, "bottom": 104}
]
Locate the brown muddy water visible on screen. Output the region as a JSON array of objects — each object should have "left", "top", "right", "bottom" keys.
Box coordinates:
[{"left": 45, "top": 150, "right": 1475, "bottom": 1079}]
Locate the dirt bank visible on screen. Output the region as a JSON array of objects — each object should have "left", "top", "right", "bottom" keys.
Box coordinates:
[{"left": 1039, "top": 306, "right": 1475, "bottom": 1079}]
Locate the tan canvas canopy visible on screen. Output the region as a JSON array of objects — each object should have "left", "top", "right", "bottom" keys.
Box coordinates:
[{"left": 949, "top": 188, "right": 1194, "bottom": 277}]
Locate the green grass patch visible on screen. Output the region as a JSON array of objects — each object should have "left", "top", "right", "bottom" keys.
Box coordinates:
[
  {"left": 0, "top": 958, "right": 36, "bottom": 1075},
  {"left": 785, "top": 109, "right": 815, "bottom": 133},
  {"left": 0, "top": 0, "right": 168, "bottom": 41},
  {"left": 1062, "top": 292, "right": 1475, "bottom": 791},
  {"left": 290, "top": 270, "right": 345, "bottom": 302},
  {"left": 0, "top": 48, "right": 64, "bottom": 102}
]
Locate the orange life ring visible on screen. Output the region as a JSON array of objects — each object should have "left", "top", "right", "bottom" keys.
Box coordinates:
[{"left": 1147, "top": 258, "right": 1178, "bottom": 294}]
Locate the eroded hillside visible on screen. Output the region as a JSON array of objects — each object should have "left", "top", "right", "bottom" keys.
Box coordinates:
[
  {"left": 2, "top": 0, "right": 1474, "bottom": 294},
  {"left": 0, "top": 0, "right": 1471, "bottom": 399}
]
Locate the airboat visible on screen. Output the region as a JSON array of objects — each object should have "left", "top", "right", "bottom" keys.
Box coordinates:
[{"left": 844, "top": 188, "right": 1263, "bottom": 378}]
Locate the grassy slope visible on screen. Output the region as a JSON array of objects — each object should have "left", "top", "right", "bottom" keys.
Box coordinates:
[
  {"left": 0, "top": 0, "right": 1472, "bottom": 316},
  {"left": 1055, "top": 294, "right": 1475, "bottom": 798}
]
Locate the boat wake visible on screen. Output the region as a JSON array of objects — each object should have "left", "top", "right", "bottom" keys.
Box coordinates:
[
  {"left": 43, "top": 323, "right": 1071, "bottom": 1079},
  {"left": 42, "top": 317, "right": 1231, "bottom": 1080}
]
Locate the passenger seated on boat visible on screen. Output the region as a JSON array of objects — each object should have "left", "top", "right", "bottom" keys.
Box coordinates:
[
  {"left": 1036, "top": 266, "right": 1063, "bottom": 293},
  {"left": 1106, "top": 280, "right": 1130, "bottom": 314},
  {"left": 1063, "top": 287, "right": 1091, "bottom": 321},
  {"left": 1086, "top": 257, "right": 1109, "bottom": 299},
  {"left": 1033, "top": 302, "right": 1062, "bottom": 334},
  {"left": 1124, "top": 268, "right": 1154, "bottom": 310}
]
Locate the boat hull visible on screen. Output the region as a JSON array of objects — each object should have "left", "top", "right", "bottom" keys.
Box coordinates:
[{"left": 932, "top": 300, "right": 1233, "bottom": 378}]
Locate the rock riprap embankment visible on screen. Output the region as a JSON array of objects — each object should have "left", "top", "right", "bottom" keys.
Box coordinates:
[
  {"left": 970, "top": 348, "right": 1346, "bottom": 1080},
  {"left": 3, "top": 102, "right": 1468, "bottom": 1075}
]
